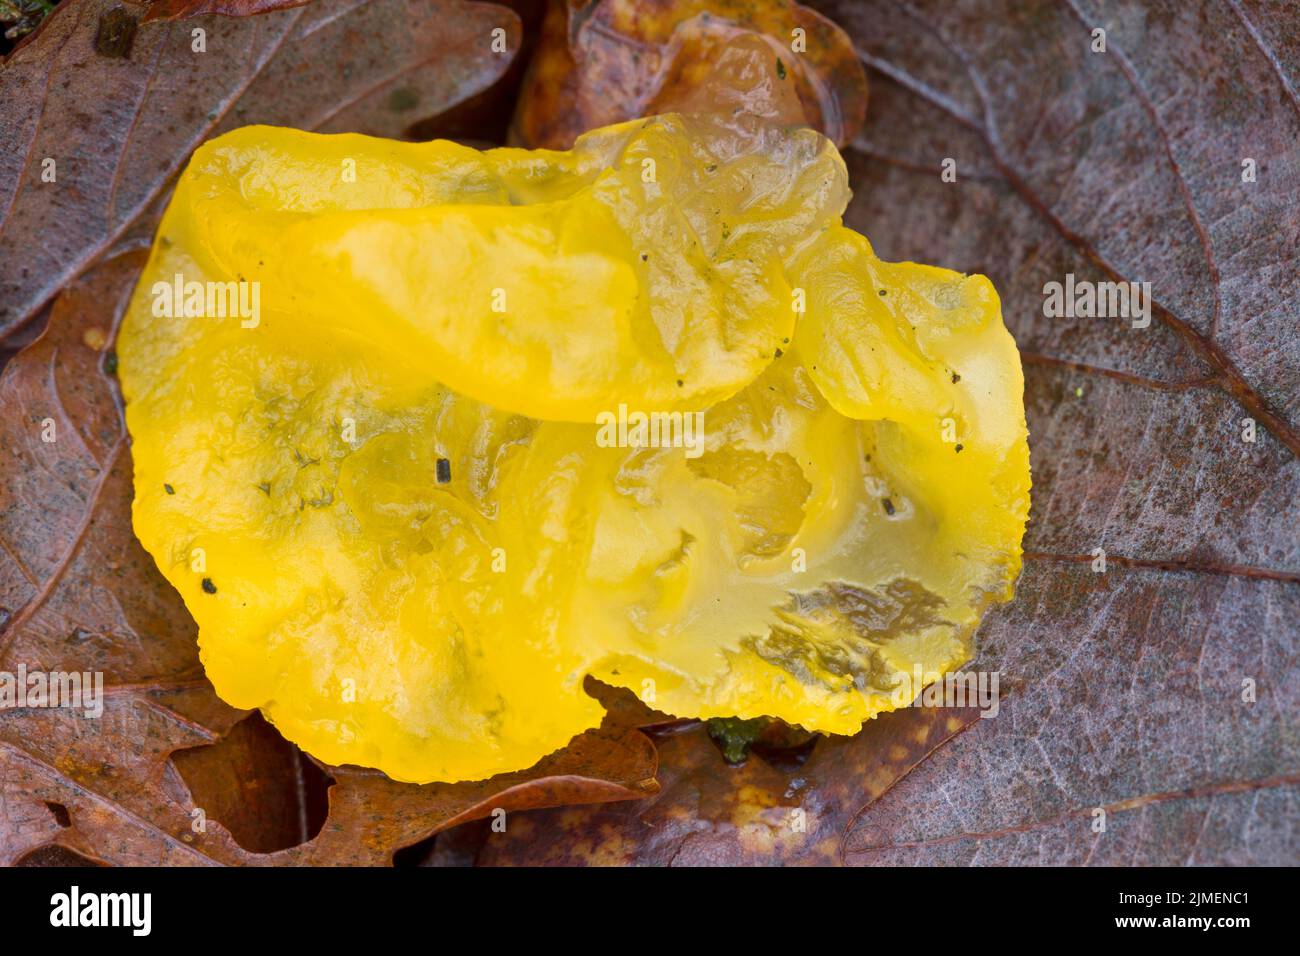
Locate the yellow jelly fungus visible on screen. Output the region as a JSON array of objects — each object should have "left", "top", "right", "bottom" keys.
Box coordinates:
[
  {"left": 118, "top": 116, "right": 1030, "bottom": 783},
  {"left": 170, "top": 114, "right": 848, "bottom": 423}
]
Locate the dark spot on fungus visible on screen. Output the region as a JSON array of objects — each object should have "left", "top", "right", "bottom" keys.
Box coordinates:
[
  {"left": 955, "top": 444, "right": 964, "bottom": 453},
  {"left": 878, "top": 289, "right": 887, "bottom": 296},
  {"left": 164, "top": 483, "right": 175, "bottom": 495},
  {"left": 774, "top": 348, "right": 784, "bottom": 358},
  {"left": 95, "top": 8, "right": 137, "bottom": 59},
  {"left": 306, "top": 490, "right": 333, "bottom": 508},
  {"left": 882, "top": 497, "right": 896, "bottom": 516},
  {"left": 436, "top": 458, "right": 452, "bottom": 483},
  {"left": 676, "top": 379, "right": 684, "bottom": 387},
  {"left": 201, "top": 578, "right": 217, "bottom": 594},
  {"left": 951, "top": 371, "right": 961, "bottom": 383}
]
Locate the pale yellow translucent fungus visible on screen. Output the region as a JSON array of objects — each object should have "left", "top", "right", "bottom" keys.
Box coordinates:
[
  {"left": 118, "top": 118, "right": 1030, "bottom": 783},
  {"left": 170, "top": 114, "right": 848, "bottom": 422},
  {"left": 505, "top": 330, "right": 1029, "bottom": 734}
]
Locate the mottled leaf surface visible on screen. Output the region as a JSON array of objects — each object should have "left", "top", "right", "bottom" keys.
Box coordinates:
[
  {"left": 0, "top": 0, "right": 522, "bottom": 339},
  {"left": 137, "top": 0, "right": 314, "bottom": 24},
  {"left": 472, "top": 706, "right": 986, "bottom": 865}
]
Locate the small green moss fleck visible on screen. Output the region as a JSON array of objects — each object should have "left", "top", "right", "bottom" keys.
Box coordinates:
[
  {"left": 707, "top": 717, "right": 769, "bottom": 764},
  {"left": 386, "top": 87, "right": 420, "bottom": 112}
]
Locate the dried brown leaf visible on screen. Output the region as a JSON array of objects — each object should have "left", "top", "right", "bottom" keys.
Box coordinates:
[
  {"left": 136, "top": 0, "right": 313, "bottom": 25},
  {"left": 0, "top": 0, "right": 522, "bottom": 340},
  {"left": 509, "top": 0, "right": 867, "bottom": 149}
]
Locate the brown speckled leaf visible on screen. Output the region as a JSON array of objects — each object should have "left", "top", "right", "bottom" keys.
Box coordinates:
[
  {"left": 840, "top": 563, "right": 1296, "bottom": 864},
  {"left": 469, "top": 706, "right": 985, "bottom": 865},
  {"left": 136, "top": 0, "right": 313, "bottom": 25},
  {"left": 821, "top": 0, "right": 1300, "bottom": 864},
  {"left": 0, "top": 0, "right": 522, "bottom": 340},
  {"left": 461, "top": 0, "right": 1299, "bottom": 866},
  {"left": 510, "top": 0, "right": 867, "bottom": 149}
]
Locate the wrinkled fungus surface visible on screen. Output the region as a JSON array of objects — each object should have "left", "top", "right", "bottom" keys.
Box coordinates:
[{"left": 119, "top": 115, "right": 1030, "bottom": 783}]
